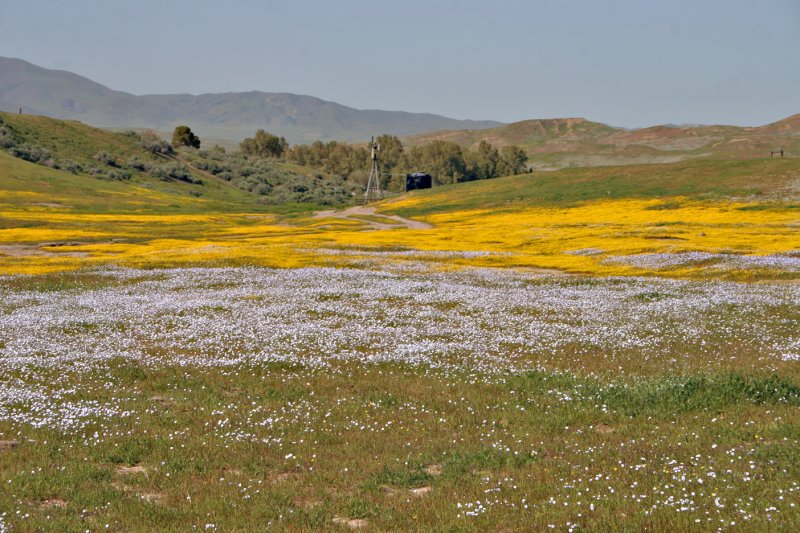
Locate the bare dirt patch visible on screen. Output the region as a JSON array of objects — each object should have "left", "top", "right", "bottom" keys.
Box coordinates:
[
  {"left": 0, "top": 240, "right": 125, "bottom": 258},
  {"left": 0, "top": 244, "right": 88, "bottom": 258},
  {"left": 39, "top": 498, "right": 68, "bottom": 510},
  {"left": 333, "top": 517, "right": 369, "bottom": 529},
  {"left": 314, "top": 206, "right": 432, "bottom": 230},
  {"left": 0, "top": 440, "right": 19, "bottom": 451},
  {"left": 294, "top": 497, "right": 322, "bottom": 509},
  {"left": 148, "top": 395, "right": 175, "bottom": 406},
  {"left": 31, "top": 202, "right": 73, "bottom": 209},
  {"left": 594, "top": 423, "right": 615, "bottom": 434},
  {"left": 138, "top": 492, "right": 166, "bottom": 504},
  {"left": 116, "top": 465, "right": 149, "bottom": 476},
  {"left": 424, "top": 464, "right": 442, "bottom": 476}
]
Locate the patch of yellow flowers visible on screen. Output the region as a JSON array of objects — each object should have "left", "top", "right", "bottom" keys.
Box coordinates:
[{"left": 1, "top": 198, "right": 797, "bottom": 279}]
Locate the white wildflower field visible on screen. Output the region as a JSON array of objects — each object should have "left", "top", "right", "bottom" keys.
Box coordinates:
[{"left": 1, "top": 265, "right": 800, "bottom": 531}]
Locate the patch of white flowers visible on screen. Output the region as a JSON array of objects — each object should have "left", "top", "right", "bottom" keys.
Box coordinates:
[
  {"left": 1, "top": 266, "right": 798, "bottom": 434},
  {"left": 605, "top": 252, "right": 800, "bottom": 271}
]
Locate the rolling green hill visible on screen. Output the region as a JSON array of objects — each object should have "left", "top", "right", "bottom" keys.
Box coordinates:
[
  {"left": 0, "top": 116, "right": 258, "bottom": 214},
  {"left": 0, "top": 112, "right": 356, "bottom": 213},
  {"left": 382, "top": 157, "right": 800, "bottom": 217},
  {"left": 0, "top": 149, "right": 249, "bottom": 214}
]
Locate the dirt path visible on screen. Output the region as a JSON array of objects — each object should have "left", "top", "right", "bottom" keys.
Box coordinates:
[
  {"left": 313, "top": 206, "right": 432, "bottom": 230},
  {"left": 0, "top": 241, "right": 122, "bottom": 258},
  {"left": 0, "top": 243, "right": 89, "bottom": 257}
]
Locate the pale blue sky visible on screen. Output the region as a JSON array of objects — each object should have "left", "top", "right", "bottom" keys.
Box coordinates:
[{"left": 1, "top": 0, "right": 798, "bottom": 126}]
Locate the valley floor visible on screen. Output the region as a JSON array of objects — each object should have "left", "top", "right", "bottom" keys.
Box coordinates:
[
  {"left": 1, "top": 194, "right": 799, "bottom": 280},
  {"left": 1, "top": 159, "right": 800, "bottom": 531}
]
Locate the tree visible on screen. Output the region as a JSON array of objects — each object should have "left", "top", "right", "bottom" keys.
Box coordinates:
[
  {"left": 171, "top": 125, "right": 200, "bottom": 149},
  {"left": 286, "top": 140, "right": 368, "bottom": 178},
  {"left": 240, "top": 129, "right": 288, "bottom": 158},
  {"left": 375, "top": 134, "right": 407, "bottom": 191},
  {"left": 498, "top": 145, "right": 529, "bottom": 175},
  {"left": 408, "top": 141, "right": 467, "bottom": 185},
  {"left": 466, "top": 140, "right": 500, "bottom": 181}
]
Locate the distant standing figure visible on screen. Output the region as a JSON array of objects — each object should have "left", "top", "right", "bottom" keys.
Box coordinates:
[{"left": 19, "top": 107, "right": 22, "bottom": 114}]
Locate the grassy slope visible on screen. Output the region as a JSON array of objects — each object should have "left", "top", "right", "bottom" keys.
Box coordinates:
[
  {"left": 0, "top": 112, "right": 256, "bottom": 213},
  {"left": 382, "top": 158, "right": 800, "bottom": 217},
  {"left": 2, "top": 112, "right": 156, "bottom": 167},
  {"left": 0, "top": 150, "right": 263, "bottom": 215},
  {"left": 0, "top": 112, "right": 327, "bottom": 214}
]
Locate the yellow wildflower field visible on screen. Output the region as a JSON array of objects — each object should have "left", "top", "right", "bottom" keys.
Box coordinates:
[{"left": 1, "top": 197, "right": 797, "bottom": 278}]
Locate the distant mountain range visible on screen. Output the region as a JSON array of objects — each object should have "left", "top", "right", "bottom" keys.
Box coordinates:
[
  {"left": 2, "top": 56, "right": 797, "bottom": 167},
  {"left": 407, "top": 115, "right": 800, "bottom": 169},
  {"left": 0, "top": 57, "right": 501, "bottom": 144}
]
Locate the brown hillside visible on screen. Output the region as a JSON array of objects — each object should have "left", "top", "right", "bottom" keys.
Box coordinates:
[{"left": 406, "top": 115, "right": 800, "bottom": 169}]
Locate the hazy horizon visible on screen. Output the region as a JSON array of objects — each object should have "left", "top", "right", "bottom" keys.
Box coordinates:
[{"left": 1, "top": 0, "right": 798, "bottom": 128}]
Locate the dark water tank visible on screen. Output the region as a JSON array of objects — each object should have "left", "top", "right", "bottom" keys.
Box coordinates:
[{"left": 405, "top": 172, "right": 432, "bottom": 192}]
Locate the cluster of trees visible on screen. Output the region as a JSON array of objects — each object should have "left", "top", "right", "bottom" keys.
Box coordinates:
[
  {"left": 287, "top": 140, "right": 372, "bottom": 180},
  {"left": 175, "top": 125, "right": 528, "bottom": 190},
  {"left": 171, "top": 125, "right": 528, "bottom": 196},
  {"left": 282, "top": 134, "right": 528, "bottom": 190},
  {"left": 240, "top": 130, "right": 288, "bottom": 158},
  {"left": 1, "top": 115, "right": 529, "bottom": 207},
  {"left": 407, "top": 140, "right": 528, "bottom": 186}
]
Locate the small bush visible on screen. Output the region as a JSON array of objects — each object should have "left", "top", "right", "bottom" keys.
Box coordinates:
[
  {"left": 0, "top": 125, "right": 16, "bottom": 148},
  {"left": 85, "top": 164, "right": 106, "bottom": 176},
  {"left": 164, "top": 162, "right": 190, "bottom": 180},
  {"left": 94, "top": 151, "right": 120, "bottom": 167},
  {"left": 137, "top": 131, "right": 173, "bottom": 155},
  {"left": 10, "top": 143, "right": 51, "bottom": 163},
  {"left": 126, "top": 158, "right": 150, "bottom": 171},
  {"left": 148, "top": 162, "right": 201, "bottom": 184},
  {"left": 61, "top": 160, "right": 83, "bottom": 174},
  {"left": 105, "top": 169, "right": 132, "bottom": 181}
]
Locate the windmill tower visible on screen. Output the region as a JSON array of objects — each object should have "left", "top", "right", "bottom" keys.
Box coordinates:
[{"left": 363, "top": 136, "right": 383, "bottom": 204}]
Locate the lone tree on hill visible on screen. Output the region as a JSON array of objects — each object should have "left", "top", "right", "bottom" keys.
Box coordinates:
[{"left": 172, "top": 125, "right": 201, "bottom": 149}]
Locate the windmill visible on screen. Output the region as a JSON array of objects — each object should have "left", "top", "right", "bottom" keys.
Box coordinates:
[{"left": 363, "top": 136, "right": 384, "bottom": 204}]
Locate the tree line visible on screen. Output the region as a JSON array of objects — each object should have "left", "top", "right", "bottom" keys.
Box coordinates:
[
  {"left": 287, "top": 134, "right": 529, "bottom": 190},
  {"left": 173, "top": 126, "right": 529, "bottom": 191}
]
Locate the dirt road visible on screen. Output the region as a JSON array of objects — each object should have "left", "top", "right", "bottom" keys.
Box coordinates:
[{"left": 313, "top": 206, "right": 432, "bottom": 230}]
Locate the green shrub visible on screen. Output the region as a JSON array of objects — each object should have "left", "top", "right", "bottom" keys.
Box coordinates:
[
  {"left": 9, "top": 143, "right": 51, "bottom": 163},
  {"left": 0, "top": 124, "right": 15, "bottom": 148},
  {"left": 61, "top": 160, "right": 83, "bottom": 174},
  {"left": 105, "top": 169, "right": 132, "bottom": 181},
  {"left": 126, "top": 158, "right": 149, "bottom": 171},
  {"left": 94, "top": 151, "right": 120, "bottom": 167},
  {"left": 136, "top": 131, "right": 173, "bottom": 154}
]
